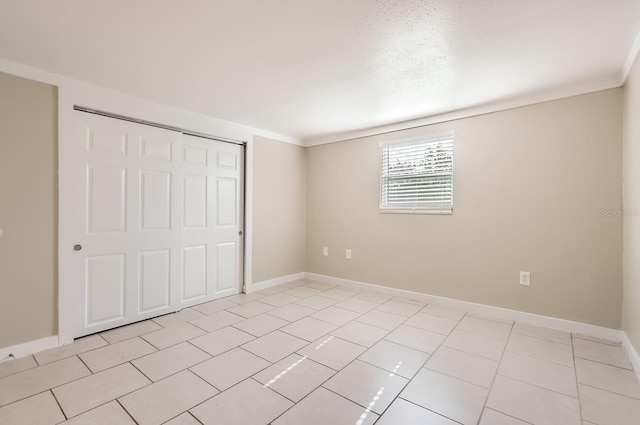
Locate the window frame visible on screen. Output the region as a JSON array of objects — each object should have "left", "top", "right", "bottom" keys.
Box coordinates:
[{"left": 379, "top": 133, "right": 454, "bottom": 215}]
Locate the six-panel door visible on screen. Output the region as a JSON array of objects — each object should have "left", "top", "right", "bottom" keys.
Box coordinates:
[{"left": 68, "top": 112, "right": 243, "bottom": 338}]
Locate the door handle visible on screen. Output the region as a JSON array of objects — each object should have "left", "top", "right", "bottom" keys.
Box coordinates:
[{"left": 74, "top": 244, "right": 82, "bottom": 251}]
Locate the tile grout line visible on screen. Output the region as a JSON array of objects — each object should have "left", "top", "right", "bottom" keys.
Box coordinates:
[{"left": 474, "top": 314, "right": 514, "bottom": 425}]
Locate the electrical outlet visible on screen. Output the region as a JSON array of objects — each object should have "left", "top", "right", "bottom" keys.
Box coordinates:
[
  {"left": 323, "top": 247, "right": 329, "bottom": 257},
  {"left": 520, "top": 271, "right": 531, "bottom": 286},
  {"left": 346, "top": 249, "right": 352, "bottom": 259}
]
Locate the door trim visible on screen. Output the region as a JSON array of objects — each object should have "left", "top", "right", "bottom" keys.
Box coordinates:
[{"left": 59, "top": 108, "right": 248, "bottom": 343}]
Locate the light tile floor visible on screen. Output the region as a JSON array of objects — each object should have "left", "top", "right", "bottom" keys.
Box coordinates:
[{"left": 1, "top": 279, "right": 640, "bottom": 425}]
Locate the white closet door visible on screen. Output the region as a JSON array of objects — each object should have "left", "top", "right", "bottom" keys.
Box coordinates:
[
  {"left": 180, "top": 135, "right": 243, "bottom": 307},
  {"left": 64, "top": 112, "right": 243, "bottom": 339}
]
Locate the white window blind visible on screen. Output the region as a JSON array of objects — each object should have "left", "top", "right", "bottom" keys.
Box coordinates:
[{"left": 380, "top": 135, "right": 454, "bottom": 214}]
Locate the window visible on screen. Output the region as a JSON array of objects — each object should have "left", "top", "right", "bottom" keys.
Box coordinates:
[{"left": 380, "top": 134, "right": 454, "bottom": 214}]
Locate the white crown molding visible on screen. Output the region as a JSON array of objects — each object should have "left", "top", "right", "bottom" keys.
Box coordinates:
[
  {"left": 0, "top": 57, "right": 301, "bottom": 146},
  {"left": 303, "top": 76, "right": 622, "bottom": 147},
  {"left": 623, "top": 28, "right": 640, "bottom": 84}
]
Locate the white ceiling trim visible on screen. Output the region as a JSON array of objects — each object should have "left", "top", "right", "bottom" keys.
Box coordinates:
[
  {"left": 623, "top": 28, "right": 640, "bottom": 83},
  {"left": 0, "top": 57, "right": 302, "bottom": 147},
  {"left": 304, "top": 75, "right": 622, "bottom": 147}
]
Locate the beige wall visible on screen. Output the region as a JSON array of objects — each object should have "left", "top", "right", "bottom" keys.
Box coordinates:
[
  {"left": 252, "top": 136, "right": 307, "bottom": 282},
  {"left": 0, "top": 72, "right": 57, "bottom": 349},
  {"left": 623, "top": 56, "right": 640, "bottom": 352},
  {"left": 307, "top": 89, "right": 623, "bottom": 328}
]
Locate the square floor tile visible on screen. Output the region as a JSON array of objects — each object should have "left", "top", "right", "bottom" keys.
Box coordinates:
[
  {"left": 191, "top": 378, "right": 292, "bottom": 425},
  {"left": 268, "top": 304, "right": 316, "bottom": 321},
  {"left": 573, "top": 338, "right": 633, "bottom": 369},
  {"left": 0, "top": 392, "right": 64, "bottom": 425},
  {"left": 457, "top": 316, "right": 512, "bottom": 340},
  {"left": 498, "top": 352, "right": 577, "bottom": 396},
  {"left": 356, "top": 310, "right": 406, "bottom": 331},
  {"left": 280, "top": 317, "right": 337, "bottom": 342},
  {"left": 191, "top": 347, "right": 270, "bottom": 390},
  {"left": 119, "top": 370, "right": 217, "bottom": 425},
  {"left": 53, "top": 363, "right": 150, "bottom": 418},
  {"left": 507, "top": 333, "right": 573, "bottom": 366},
  {"left": 332, "top": 321, "right": 388, "bottom": 347},
  {"left": 576, "top": 358, "right": 640, "bottom": 398},
  {"left": 188, "top": 310, "right": 244, "bottom": 332},
  {"left": 34, "top": 335, "right": 108, "bottom": 365},
  {"left": 358, "top": 340, "right": 429, "bottom": 379},
  {"left": 232, "top": 313, "right": 289, "bottom": 337},
  {"left": 443, "top": 329, "right": 506, "bottom": 361},
  {"left": 405, "top": 313, "right": 458, "bottom": 335},
  {"left": 486, "top": 376, "right": 581, "bottom": 425},
  {"left": 401, "top": 368, "right": 488, "bottom": 425},
  {"left": 0, "top": 356, "right": 37, "bottom": 379},
  {"left": 354, "top": 292, "right": 394, "bottom": 304},
  {"left": 61, "top": 401, "right": 136, "bottom": 425},
  {"left": 0, "top": 356, "right": 90, "bottom": 406},
  {"left": 376, "top": 398, "right": 458, "bottom": 425},
  {"left": 242, "top": 330, "right": 309, "bottom": 362},
  {"left": 479, "top": 408, "right": 530, "bottom": 425},
  {"left": 311, "top": 306, "right": 360, "bottom": 326},
  {"left": 189, "top": 327, "right": 255, "bottom": 356},
  {"left": 333, "top": 297, "right": 380, "bottom": 313},
  {"left": 141, "top": 323, "right": 206, "bottom": 350},
  {"left": 272, "top": 387, "right": 378, "bottom": 425},
  {"left": 579, "top": 383, "right": 640, "bottom": 425},
  {"left": 512, "top": 322, "right": 571, "bottom": 345},
  {"left": 152, "top": 308, "right": 204, "bottom": 327},
  {"left": 297, "top": 335, "right": 367, "bottom": 370},
  {"left": 376, "top": 300, "right": 422, "bottom": 317},
  {"left": 385, "top": 325, "right": 445, "bottom": 353},
  {"left": 284, "top": 287, "right": 323, "bottom": 298},
  {"left": 191, "top": 298, "right": 238, "bottom": 315},
  {"left": 318, "top": 287, "right": 359, "bottom": 301},
  {"left": 100, "top": 320, "right": 163, "bottom": 344},
  {"left": 260, "top": 293, "right": 300, "bottom": 307},
  {"left": 420, "top": 303, "right": 466, "bottom": 320},
  {"left": 295, "top": 295, "right": 338, "bottom": 310},
  {"left": 132, "top": 342, "right": 210, "bottom": 382},
  {"left": 227, "top": 301, "right": 274, "bottom": 318},
  {"left": 426, "top": 346, "right": 498, "bottom": 388},
  {"left": 254, "top": 354, "right": 336, "bottom": 402},
  {"left": 323, "top": 360, "right": 408, "bottom": 414},
  {"left": 79, "top": 337, "right": 156, "bottom": 372},
  {"left": 225, "top": 293, "right": 265, "bottom": 304}
]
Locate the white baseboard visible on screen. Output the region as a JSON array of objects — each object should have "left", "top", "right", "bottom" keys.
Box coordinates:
[
  {"left": 621, "top": 332, "right": 640, "bottom": 381},
  {"left": 0, "top": 335, "right": 59, "bottom": 363},
  {"left": 247, "top": 272, "right": 306, "bottom": 293},
  {"left": 305, "top": 272, "right": 623, "bottom": 343}
]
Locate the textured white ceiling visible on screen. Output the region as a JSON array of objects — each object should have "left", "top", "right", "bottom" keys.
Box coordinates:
[{"left": 0, "top": 0, "right": 639, "bottom": 143}]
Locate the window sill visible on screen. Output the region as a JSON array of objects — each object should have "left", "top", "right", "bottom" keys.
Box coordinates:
[{"left": 379, "top": 208, "right": 453, "bottom": 215}]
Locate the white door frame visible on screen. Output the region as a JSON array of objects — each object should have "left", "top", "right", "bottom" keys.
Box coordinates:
[{"left": 59, "top": 108, "right": 249, "bottom": 342}]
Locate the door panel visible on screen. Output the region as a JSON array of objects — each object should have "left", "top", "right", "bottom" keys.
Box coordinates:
[
  {"left": 139, "top": 249, "right": 171, "bottom": 313},
  {"left": 86, "top": 254, "right": 125, "bottom": 325},
  {"left": 182, "top": 245, "right": 207, "bottom": 301},
  {"left": 140, "top": 171, "right": 171, "bottom": 231},
  {"left": 88, "top": 166, "right": 126, "bottom": 233},
  {"left": 65, "top": 111, "right": 244, "bottom": 339}
]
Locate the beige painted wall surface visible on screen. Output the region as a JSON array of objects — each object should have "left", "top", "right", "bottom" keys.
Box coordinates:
[
  {"left": 253, "top": 136, "right": 306, "bottom": 283},
  {"left": 307, "top": 89, "right": 623, "bottom": 328},
  {"left": 623, "top": 56, "right": 640, "bottom": 351},
  {"left": 0, "top": 71, "right": 57, "bottom": 349}
]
